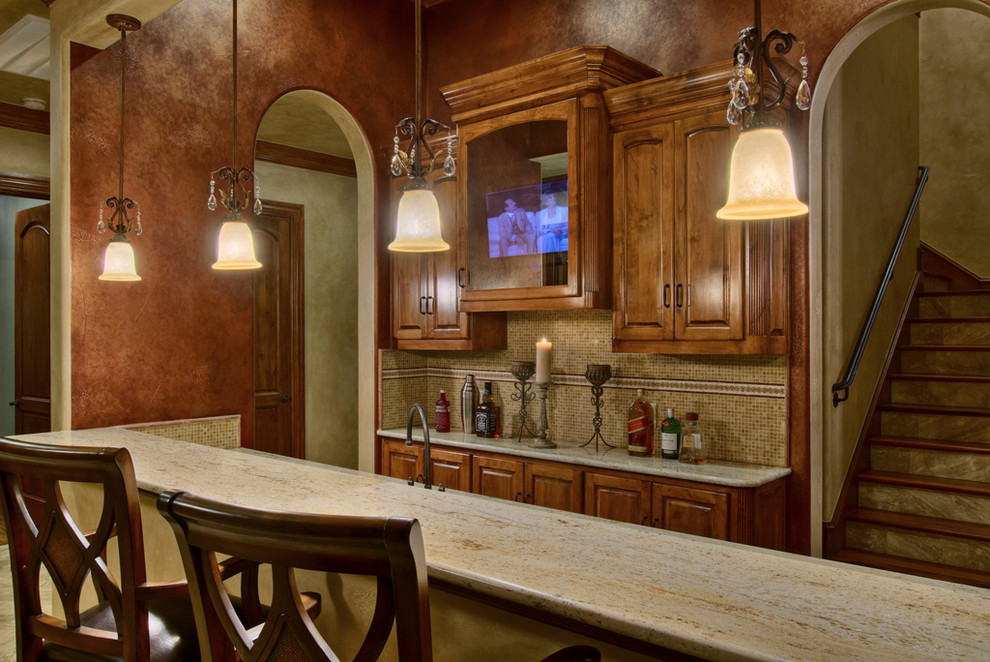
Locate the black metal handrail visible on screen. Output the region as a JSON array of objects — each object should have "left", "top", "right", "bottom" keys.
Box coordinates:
[{"left": 832, "top": 165, "right": 930, "bottom": 407}]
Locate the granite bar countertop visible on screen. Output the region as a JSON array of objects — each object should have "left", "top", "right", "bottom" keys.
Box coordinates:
[
  {"left": 379, "top": 428, "right": 790, "bottom": 488},
  {"left": 9, "top": 427, "right": 990, "bottom": 661}
]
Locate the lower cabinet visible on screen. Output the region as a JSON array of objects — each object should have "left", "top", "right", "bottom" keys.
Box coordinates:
[{"left": 379, "top": 437, "right": 785, "bottom": 549}]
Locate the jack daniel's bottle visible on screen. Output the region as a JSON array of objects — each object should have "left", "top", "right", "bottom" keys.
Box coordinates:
[{"left": 475, "top": 382, "right": 498, "bottom": 438}]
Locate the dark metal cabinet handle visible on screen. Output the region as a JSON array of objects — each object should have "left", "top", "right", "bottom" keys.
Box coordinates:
[
  {"left": 663, "top": 284, "right": 671, "bottom": 308},
  {"left": 652, "top": 517, "right": 660, "bottom": 528},
  {"left": 641, "top": 515, "right": 649, "bottom": 526},
  {"left": 524, "top": 492, "right": 532, "bottom": 504},
  {"left": 419, "top": 296, "right": 426, "bottom": 315},
  {"left": 458, "top": 267, "right": 466, "bottom": 289},
  {"left": 675, "top": 284, "right": 683, "bottom": 308},
  {"left": 426, "top": 295, "right": 434, "bottom": 315},
  {"left": 514, "top": 491, "right": 523, "bottom": 502},
  {"left": 8, "top": 399, "right": 18, "bottom": 408}
]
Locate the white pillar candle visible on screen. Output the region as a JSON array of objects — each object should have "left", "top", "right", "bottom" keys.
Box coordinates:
[{"left": 535, "top": 338, "right": 552, "bottom": 383}]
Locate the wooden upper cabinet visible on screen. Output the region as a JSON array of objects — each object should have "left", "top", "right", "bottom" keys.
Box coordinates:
[
  {"left": 441, "top": 46, "right": 659, "bottom": 312},
  {"left": 606, "top": 61, "right": 790, "bottom": 354},
  {"left": 389, "top": 174, "right": 507, "bottom": 350}
]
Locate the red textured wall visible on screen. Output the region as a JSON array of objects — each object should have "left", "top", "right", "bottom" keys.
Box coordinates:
[{"left": 70, "top": 0, "right": 413, "bottom": 443}]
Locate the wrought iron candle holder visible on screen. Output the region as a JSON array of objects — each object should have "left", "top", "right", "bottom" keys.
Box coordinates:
[
  {"left": 531, "top": 382, "right": 557, "bottom": 449},
  {"left": 509, "top": 360, "right": 537, "bottom": 441},
  {"left": 581, "top": 364, "right": 614, "bottom": 451}
]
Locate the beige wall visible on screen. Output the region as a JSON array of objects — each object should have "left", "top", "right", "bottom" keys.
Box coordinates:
[
  {"left": 919, "top": 9, "right": 990, "bottom": 277},
  {"left": 0, "top": 127, "right": 48, "bottom": 178},
  {"left": 254, "top": 161, "right": 359, "bottom": 468},
  {"left": 821, "top": 16, "right": 921, "bottom": 521}
]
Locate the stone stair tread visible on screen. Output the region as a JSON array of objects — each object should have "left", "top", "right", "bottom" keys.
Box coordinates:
[
  {"left": 888, "top": 372, "right": 990, "bottom": 384},
  {"left": 916, "top": 289, "right": 990, "bottom": 297},
  {"left": 870, "top": 435, "right": 990, "bottom": 454},
  {"left": 846, "top": 507, "right": 990, "bottom": 542},
  {"left": 879, "top": 402, "right": 990, "bottom": 417},
  {"left": 829, "top": 548, "right": 990, "bottom": 589},
  {"left": 907, "top": 316, "right": 990, "bottom": 323},
  {"left": 858, "top": 470, "right": 990, "bottom": 496}
]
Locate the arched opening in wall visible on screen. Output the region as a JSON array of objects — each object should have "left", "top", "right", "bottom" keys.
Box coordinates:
[
  {"left": 253, "top": 90, "right": 374, "bottom": 470},
  {"left": 809, "top": 0, "right": 990, "bottom": 557}
]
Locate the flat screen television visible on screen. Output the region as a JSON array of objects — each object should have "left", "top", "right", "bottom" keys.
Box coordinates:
[{"left": 484, "top": 181, "right": 568, "bottom": 259}]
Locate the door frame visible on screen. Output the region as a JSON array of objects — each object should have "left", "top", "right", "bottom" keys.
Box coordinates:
[{"left": 256, "top": 199, "right": 306, "bottom": 458}]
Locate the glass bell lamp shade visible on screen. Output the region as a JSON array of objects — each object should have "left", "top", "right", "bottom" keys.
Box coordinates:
[
  {"left": 213, "top": 218, "right": 262, "bottom": 270},
  {"left": 717, "top": 127, "right": 809, "bottom": 221},
  {"left": 388, "top": 187, "right": 450, "bottom": 252},
  {"left": 99, "top": 236, "right": 141, "bottom": 281}
]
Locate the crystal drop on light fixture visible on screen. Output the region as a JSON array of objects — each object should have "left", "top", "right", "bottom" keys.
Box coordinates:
[
  {"left": 443, "top": 153, "right": 456, "bottom": 177},
  {"left": 795, "top": 79, "right": 812, "bottom": 111},
  {"left": 732, "top": 79, "right": 750, "bottom": 110},
  {"left": 97, "top": 207, "right": 106, "bottom": 233},
  {"left": 135, "top": 210, "right": 142, "bottom": 236},
  {"left": 253, "top": 196, "right": 263, "bottom": 215},
  {"left": 390, "top": 153, "right": 403, "bottom": 176},
  {"left": 727, "top": 102, "right": 743, "bottom": 126},
  {"left": 207, "top": 178, "right": 217, "bottom": 211}
]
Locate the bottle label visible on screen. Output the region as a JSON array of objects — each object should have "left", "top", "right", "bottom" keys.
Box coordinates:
[
  {"left": 627, "top": 415, "right": 648, "bottom": 435},
  {"left": 661, "top": 432, "right": 679, "bottom": 453},
  {"left": 475, "top": 412, "right": 493, "bottom": 435}
]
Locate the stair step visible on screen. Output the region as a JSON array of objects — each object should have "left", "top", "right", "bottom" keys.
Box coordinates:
[
  {"left": 846, "top": 507, "right": 990, "bottom": 543},
  {"left": 879, "top": 402, "right": 990, "bottom": 417},
  {"left": 899, "top": 347, "right": 990, "bottom": 376},
  {"left": 888, "top": 373, "right": 990, "bottom": 384},
  {"left": 907, "top": 316, "right": 990, "bottom": 323},
  {"left": 858, "top": 470, "right": 990, "bottom": 496},
  {"left": 888, "top": 374, "right": 990, "bottom": 408},
  {"left": 917, "top": 291, "right": 990, "bottom": 317},
  {"left": 907, "top": 318, "right": 990, "bottom": 345},
  {"left": 829, "top": 548, "right": 990, "bottom": 589},
  {"left": 916, "top": 289, "right": 990, "bottom": 297},
  {"left": 870, "top": 435, "right": 990, "bottom": 455},
  {"left": 870, "top": 436, "right": 990, "bottom": 482},
  {"left": 899, "top": 344, "right": 990, "bottom": 351},
  {"left": 881, "top": 408, "right": 990, "bottom": 442}
]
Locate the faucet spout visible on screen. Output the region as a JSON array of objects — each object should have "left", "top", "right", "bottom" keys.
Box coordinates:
[{"left": 405, "top": 404, "right": 432, "bottom": 489}]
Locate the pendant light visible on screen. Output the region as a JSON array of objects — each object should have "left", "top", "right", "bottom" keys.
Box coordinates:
[
  {"left": 717, "top": 0, "right": 811, "bottom": 221},
  {"left": 388, "top": 0, "right": 456, "bottom": 253},
  {"left": 209, "top": 0, "right": 262, "bottom": 270},
  {"left": 97, "top": 14, "right": 143, "bottom": 282}
]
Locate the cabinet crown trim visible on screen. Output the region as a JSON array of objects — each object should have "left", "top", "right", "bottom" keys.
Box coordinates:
[{"left": 442, "top": 45, "right": 659, "bottom": 124}]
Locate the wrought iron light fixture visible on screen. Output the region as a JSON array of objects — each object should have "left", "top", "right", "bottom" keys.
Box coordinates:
[
  {"left": 208, "top": 0, "right": 262, "bottom": 270},
  {"left": 387, "top": 0, "right": 456, "bottom": 253},
  {"left": 97, "top": 14, "right": 143, "bottom": 282},
  {"left": 717, "top": 0, "right": 812, "bottom": 221}
]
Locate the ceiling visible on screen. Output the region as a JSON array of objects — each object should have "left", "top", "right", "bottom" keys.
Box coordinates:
[
  {"left": 257, "top": 95, "right": 353, "bottom": 158},
  {"left": 0, "top": 0, "right": 49, "bottom": 107}
]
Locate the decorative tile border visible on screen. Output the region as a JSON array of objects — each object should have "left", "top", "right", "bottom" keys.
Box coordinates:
[{"left": 383, "top": 367, "right": 785, "bottom": 399}]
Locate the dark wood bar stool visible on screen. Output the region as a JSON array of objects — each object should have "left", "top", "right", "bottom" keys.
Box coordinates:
[
  {"left": 0, "top": 439, "right": 200, "bottom": 662},
  {"left": 158, "top": 490, "right": 601, "bottom": 662}
]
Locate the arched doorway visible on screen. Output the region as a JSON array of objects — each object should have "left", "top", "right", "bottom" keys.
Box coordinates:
[
  {"left": 808, "top": 0, "right": 990, "bottom": 555},
  {"left": 253, "top": 90, "right": 376, "bottom": 470}
]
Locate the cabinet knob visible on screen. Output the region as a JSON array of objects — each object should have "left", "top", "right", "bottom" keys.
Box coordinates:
[
  {"left": 279, "top": 394, "right": 291, "bottom": 403},
  {"left": 8, "top": 399, "right": 18, "bottom": 408}
]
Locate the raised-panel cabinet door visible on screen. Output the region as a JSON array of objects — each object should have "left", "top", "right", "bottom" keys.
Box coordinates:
[
  {"left": 652, "top": 482, "right": 730, "bottom": 540},
  {"left": 472, "top": 455, "right": 525, "bottom": 502},
  {"left": 673, "top": 112, "right": 743, "bottom": 341},
  {"left": 13, "top": 205, "right": 50, "bottom": 435},
  {"left": 584, "top": 472, "right": 650, "bottom": 525},
  {"left": 430, "top": 447, "right": 472, "bottom": 492},
  {"left": 381, "top": 439, "right": 424, "bottom": 484},
  {"left": 427, "top": 180, "right": 469, "bottom": 339},
  {"left": 524, "top": 461, "right": 583, "bottom": 513},
  {"left": 613, "top": 126, "right": 676, "bottom": 342}
]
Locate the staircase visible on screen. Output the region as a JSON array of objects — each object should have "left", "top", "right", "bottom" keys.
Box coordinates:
[{"left": 829, "top": 249, "right": 990, "bottom": 589}]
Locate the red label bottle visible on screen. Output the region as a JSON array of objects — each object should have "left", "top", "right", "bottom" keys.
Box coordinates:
[{"left": 435, "top": 390, "right": 450, "bottom": 433}]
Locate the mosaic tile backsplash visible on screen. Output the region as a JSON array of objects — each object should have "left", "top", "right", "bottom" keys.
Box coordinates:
[
  {"left": 381, "top": 310, "right": 788, "bottom": 467},
  {"left": 125, "top": 415, "right": 241, "bottom": 450}
]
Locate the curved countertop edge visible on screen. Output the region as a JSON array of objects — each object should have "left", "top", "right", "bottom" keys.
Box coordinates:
[
  {"left": 8, "top": 427, "right": 990, "bottom": 662},
  {"left": 378, "top": 428, "right": 791, "bottom": 488}
]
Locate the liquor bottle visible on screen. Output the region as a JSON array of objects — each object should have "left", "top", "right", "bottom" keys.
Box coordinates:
[
  {"left": 460, "top": 375, "right": 477, "bottom": 434},
  {"left": 435, "top": 390, "right": 450, "bottom": 433},
  {"left": 626, "top": 389, "right": 654, "bottom": 456},
  {"left": 660, "top": 408, "right": 680, "bottom": 460},
  {"left": 678, "top": 413, "right": 706, "bottom": 464},
  {"left": 475, "top": 382, "right": 497, "bottom": 438}
]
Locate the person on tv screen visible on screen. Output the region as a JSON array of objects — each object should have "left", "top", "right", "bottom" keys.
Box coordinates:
[
  {"left": 497, "top": 198, "right": 536, "bottom": 256},
  {"left": 536, "top": 192, "right": 568, "bottom": 253}
]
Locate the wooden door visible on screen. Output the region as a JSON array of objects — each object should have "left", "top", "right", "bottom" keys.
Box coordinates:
[
  {"left": 524, "top": 460, "right": 582, "bottom": 513},
  {"left": 426, "top": 181, "right": 468, "bottom": 339},
  {"left": 652, "top": 482, "right": 730, "bottom": 540},
  {"left": 612, "top": 125, "right": 675, "bottom": 342},
  {"left": 381, "top": 439, "right": 423, "bottom": 483},
  {"left": 583, "top": 472, "right": 649, "bottom": 525},
  {"left": 472, "top": 454, "right": 525, "bottom": 502},
  {"left": 253, "top": 202, "right": 304, "bottom": 458},
  {"left": 430, "top": 447, "right": 471, "bottom": 492},
  {"left": 13, "top": 204, "right": 50, "bottom": 435},
  {"left": 673, "top": 112, "right": 743, "bottom": 341}
]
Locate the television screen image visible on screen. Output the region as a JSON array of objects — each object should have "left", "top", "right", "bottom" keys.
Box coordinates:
[{"left": 485, "top": 182, "right": 568, "bottom": 259}]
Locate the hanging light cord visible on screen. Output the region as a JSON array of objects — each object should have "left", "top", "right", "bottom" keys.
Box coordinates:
[
  {"left": 117, "top": 24, "right": 126, "bottom": 204},
  {"left": 232, "top": 0, "right": 238, "bottom": 169}
]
